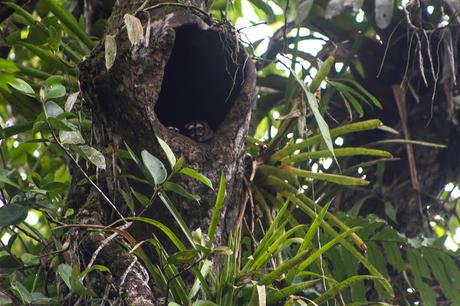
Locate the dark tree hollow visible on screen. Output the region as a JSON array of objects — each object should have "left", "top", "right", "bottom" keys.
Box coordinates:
[{"left": 155, "top": 25, "right": 245, "bottom": 132}]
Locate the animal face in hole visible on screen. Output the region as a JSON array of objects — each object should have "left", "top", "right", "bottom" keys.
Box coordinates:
[{"left": 183, "top": 120, "right": 214, "bottom": 142}]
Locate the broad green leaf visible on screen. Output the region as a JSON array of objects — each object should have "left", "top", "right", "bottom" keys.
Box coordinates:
[
  {"left": 45, "top": 83, "right": 66, "bottom": 99},
  {"left": 105, "top": 35, "right": 117, "bottom": 70},
  {"left": 208, "top": 171, "right": 225, "bottom": 241},
  {"left": 124, "top": 143, "right": 158, "bottom": 187},
  {"left": 180, "top": 168, "right": 213, "bottom": 189},
  {"left": 249, "top": 0, "right": 275, "bottom": 21},
  {"left": 17, "top": 42, "right": 67, "bottom": 71},
  {"left": 0, "top": 173, "right": 21, "bottom": 189},
  {"left": 384, "top": 201, "right": 397, "bottom": 223},
  {"left": 156, "top": 136, "right": 176, "bottom": 168},
  {"left": 57, "top": 264, "right": 96, "bottom": 297},
  {"left": 0, "top": 73, "right": 16, "bottom": 92},
  {"left": 45, "top": 101, "right": 64, "bottom": 117},
  {"left": 74, "top": 145, "right": 106, "bottom": 169},
  {"left": 20, "top": 253, "right": 39, "bottom": 265},
  {"left": 163, "top": 181, "right": 200, "bottom": 202},
  {"left": 45, "top": 75, "right": 64, "bottom": 85},
  {"left": 32, "top": 120, "right": 46, "bottom": 134},
  {"left": 48, "top": 117, "right": 74, "bottom": 131},
  {"left": 57, "top": 264, "right": 73, "bottom": 290},
  {"left": 0, "top": 204, "right": 28, "bottom": 226},
  {"left": 0, "top": 122, "right": 33, "bottom": 140},
  {"left": 59, "top": 130, "right": 85, "bottom": 144},
  {"left": 124, "top": 14, "right": 143, "bottom": 45},
  {"left": 141, "top": 150, "right": 167, "bottom": 185},
  {"left": 0, "top": 58, "right": 19, "bottom": 73},
  {"left": 7, "top": 78, "right": 35, "bottom": 97},
  {"left": 10, "top": 278, "right": 32, "bottom": 304}
]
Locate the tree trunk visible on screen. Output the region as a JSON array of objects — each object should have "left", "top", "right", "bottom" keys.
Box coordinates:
[{"left": 66, "top": 1, "right": 256, "bottom": 303}]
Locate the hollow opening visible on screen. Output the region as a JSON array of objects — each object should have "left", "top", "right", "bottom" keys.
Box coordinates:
[{"left": 155, "top": 25, "right": 245, "bottom": 138}]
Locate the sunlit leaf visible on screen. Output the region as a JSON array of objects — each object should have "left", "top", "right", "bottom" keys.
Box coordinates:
[
  {"left": 0, "top": 58, "right": 19, "bottom": 73},
  {"left": 7, "top": 78, "right": 35, "bottom": 97},
  {"left": 141, "top": 150, "right": 167, "bottom": 185},
  {"left": 180, "top": 168, "right": 213, "bottom": 189}
]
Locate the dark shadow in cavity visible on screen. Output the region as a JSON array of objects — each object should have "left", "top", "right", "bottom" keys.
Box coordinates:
[{"left": 155, "top": 25, "right": 245, "bottom": 134}]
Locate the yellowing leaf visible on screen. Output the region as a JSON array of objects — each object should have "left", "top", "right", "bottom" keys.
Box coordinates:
[
  {"left": 124, "top": 14, "right": 143, "bottom": 45},
  {"left": 104, "top": 35, "right": 117, "bottom": 70}
]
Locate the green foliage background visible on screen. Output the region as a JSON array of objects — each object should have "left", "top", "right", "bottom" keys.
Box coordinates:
[{"left": 0, "top": 0, "right": 459, "bottom": 305}]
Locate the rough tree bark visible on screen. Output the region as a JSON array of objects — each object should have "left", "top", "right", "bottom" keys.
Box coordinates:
[{"left": 65, "top": 0, "right": 256, "bottom": 304}]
